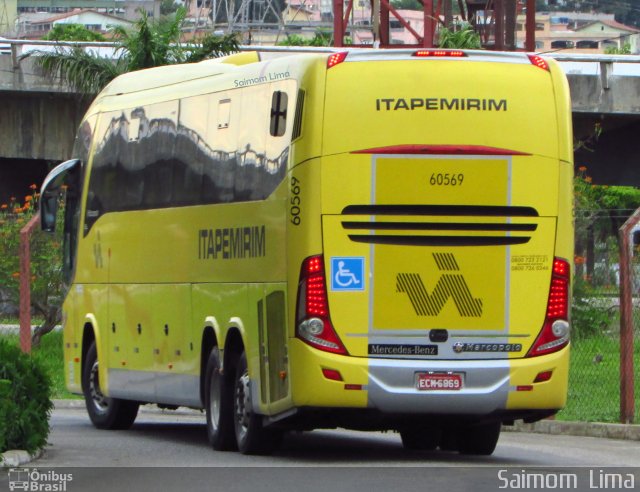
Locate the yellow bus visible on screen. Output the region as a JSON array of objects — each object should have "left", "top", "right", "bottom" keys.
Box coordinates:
[{"left": 40, "top": 48, "right": 573, "bottom": 456}]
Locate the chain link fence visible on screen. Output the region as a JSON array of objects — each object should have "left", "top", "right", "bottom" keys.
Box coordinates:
[{"left": 559, "top": 209, "right": 640, "bottom": 423}]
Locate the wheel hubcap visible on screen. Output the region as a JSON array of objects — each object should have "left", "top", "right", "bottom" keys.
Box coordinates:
[
  {"left": 89, "top": 360, "right": 109, "bottom": 414},
  {"left": 209, "top": 369, "right": 221, "bottom": 429},
  {"left": 234, "top": 370, "right": 251, "bottom": 441}
]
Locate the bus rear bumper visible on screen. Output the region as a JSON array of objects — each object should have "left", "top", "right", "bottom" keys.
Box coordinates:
[{"left": 289, "top": 340, "right": 569, "bottom": 417}]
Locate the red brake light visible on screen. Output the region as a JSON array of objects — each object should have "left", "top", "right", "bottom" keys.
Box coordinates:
[
  {"left": 327, "top": 52, "right": 348, "bottom": 69},
  {"left": 547, "top": 259, "right": 570, "bottom": 319},
  {"left": 296, "top": 255, "right": 348, "bottom": 355},
  {"left": 527, "top": 257, "right": 570, "bottom": 357},
  {"left": 553, "top": 258, "right": 569, "bottom": 276},
  {"left": 307, "top": 273, "right": 327, "bottom": 317},
  {"left": 413, "top": 50, "right": 466, "bottom": 57},
  {"left": 528, "top": 54, "right": 549, "bottom": 72}
]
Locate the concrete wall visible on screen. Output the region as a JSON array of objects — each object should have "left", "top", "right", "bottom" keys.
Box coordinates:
[
  {"left": 0, "top": 91, "right": 88, "bottom": 160},
  {"left": 567, "top": 72, "right": 640, "bottom": 115},
  {"left": 0, "top": 55, "right": 89, "bottom": 160}
]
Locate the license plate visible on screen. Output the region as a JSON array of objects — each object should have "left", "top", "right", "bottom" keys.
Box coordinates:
[{"left": 416, "top": 373, "right": 463, "bottom": 391}]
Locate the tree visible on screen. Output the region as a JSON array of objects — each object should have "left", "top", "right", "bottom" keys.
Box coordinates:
[
  {"left": 574, "top": 166, "right": 640, "bottom": 292},
  {"left": 43, "top": 24, "right": 106, "bottom": 42},
  {"left": 25, "top": 8, "right": 239, "bottom": 95},
  {"left": 160, "top": 0, "right": 180, "bottom": 15},
  {"left": 437, "top": 23, "right": 482, "bottom": 48}
]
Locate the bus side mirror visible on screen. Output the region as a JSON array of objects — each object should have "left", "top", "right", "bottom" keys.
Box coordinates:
[
  {"left": 41, "top": 190, "right": 59, "bottom": 232},
  {"left": 40, "top": 159, "right": 81, "bottom": 232}
]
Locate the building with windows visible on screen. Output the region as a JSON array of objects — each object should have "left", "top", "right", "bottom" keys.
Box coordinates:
[
  {"left": 17, "top": 0, "right": 159, "bottom": 21},
  {"left": 515, "top": 12, "right": 640, "bottom": 53},
  {"left": 369, "top": 9, "right": 639, "bottom": 53},
  {"left": 17, "top": 8, "right": 132, "bottom": 37}
]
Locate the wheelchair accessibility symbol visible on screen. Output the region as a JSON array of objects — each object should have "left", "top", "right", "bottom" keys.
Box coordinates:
[{"left": 331, "top": 257, "right": 365, "bottom": 291}]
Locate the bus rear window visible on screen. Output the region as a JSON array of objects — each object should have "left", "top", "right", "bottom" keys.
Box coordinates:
[{"left": 270, "top": 91, "right": 288, "bottom": 137}]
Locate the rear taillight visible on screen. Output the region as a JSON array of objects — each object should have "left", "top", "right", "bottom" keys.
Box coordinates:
[
  {"left": 527, "top": 54, "right": 550, "bottom": 72},
  {"left": 327, "top": 52, "right": 348, "bottom": 69},
  {"left": 527, "top": 258, "right": 571, "bottom": 357},
  {"left": 296, "top": 255, "right": 348, "bottom": 355}
]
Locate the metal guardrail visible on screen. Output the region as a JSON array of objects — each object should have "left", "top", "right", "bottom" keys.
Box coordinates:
[
  {"left": 3, "top": 37, "right": 640, "bottom": 59},
  {"left": 2, "top": 38, "right": 640, "bottom": 87},
  {"left": 547, "top": 53, "right": 640, "bottom": 63}
]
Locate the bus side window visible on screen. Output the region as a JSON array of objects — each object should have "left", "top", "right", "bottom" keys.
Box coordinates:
[
  {"left": 218, "top": 99, "right": 231, "bottom": 129},
  {"left": 270, "top": 91, "right": 288, "bottom": 137}
]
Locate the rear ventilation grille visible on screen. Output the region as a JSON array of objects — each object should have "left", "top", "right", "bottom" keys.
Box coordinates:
[
  {"left": 292, "top": 89, "right": 305, "bottom": 141},
  {"left": 341, "top": 204, "right": 539, "bottom": 247},
  {"left": 341, "top": 205, "right": 538, "bottom": 217}
]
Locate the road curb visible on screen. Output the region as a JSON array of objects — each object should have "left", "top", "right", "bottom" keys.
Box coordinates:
[
  {"left": 0, "top": 325, "right": 62, "bottom": 334},
  {"left": 0, "top": 449, "right": 42, "bottom": 468},
  {"left": 505, "top": 419, "right": 640, "bottom": 441},
  {"left": 53, "top": 398, "right": 203, "bottom": 416}
]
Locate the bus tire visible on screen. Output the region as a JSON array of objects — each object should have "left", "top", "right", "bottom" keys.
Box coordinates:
[
  {"left": 204, "top": 347, "right": 237, "bottom": 451},
  {"left": 233, "top": 351, "right": 282, "bottom": 455},
  {"left": 457, "top": 422, "right": 501, "bottom": 456},
  {"left": 82, "top": 341, "right": 139, "bottom": 430},
  {"left": 400, "top": 427, "right": 441, "bottom": 451}
]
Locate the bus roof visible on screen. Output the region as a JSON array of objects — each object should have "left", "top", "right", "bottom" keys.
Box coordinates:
[
  {"left": 99, "top": 48, "right": 539, "bottom": 97},
  {"left": 100, "top": 51, "right": 269, "bottom": 96}
]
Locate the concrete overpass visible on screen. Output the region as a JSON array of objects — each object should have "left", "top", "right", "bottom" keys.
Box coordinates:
[{"left": 1, "top": 41, "right": 639, "bottom": 188}]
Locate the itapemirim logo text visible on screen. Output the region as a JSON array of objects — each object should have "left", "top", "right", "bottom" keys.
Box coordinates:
[{"left": 7, "top": 468, "right": 73, "bottom": 491}]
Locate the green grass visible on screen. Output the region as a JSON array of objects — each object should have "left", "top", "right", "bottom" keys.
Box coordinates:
[
  {"left": 557, "top": 333, "right": 640, "bottom": 423},
  {"left": 0, "top": 331, "right": 80, "bottom": 399}
]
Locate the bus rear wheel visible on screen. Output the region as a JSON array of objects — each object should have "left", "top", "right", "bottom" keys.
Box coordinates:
[
  {"left": 457, "top": 422, "right": 501, "bottom": 455},
  {"left": 82, "top": 341, "right": 139, "bottom": 430},
  {"left": 204, "top": 347, "right": 237, "bottom": 451},
  {"left": 233, "top": 351, "right": 282, "bottom": 455}
]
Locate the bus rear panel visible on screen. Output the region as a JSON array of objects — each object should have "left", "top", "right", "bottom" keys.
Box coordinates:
[{"left": 288, "top": 51, "right": 573, "bottom": 428}]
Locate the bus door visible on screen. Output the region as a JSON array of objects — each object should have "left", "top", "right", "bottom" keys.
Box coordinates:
[
  {"left": 255, "top": 286, "right": 290, "bottom": 412},
  {"left": 152, "top": 284, "right": 193, "bottom": 404},
  {"left": 107, "top": 284, "right": 154, "bottom": 400}
]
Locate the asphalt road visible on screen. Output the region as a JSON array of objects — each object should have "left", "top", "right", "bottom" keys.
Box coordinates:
[{"left": 2, "top": 407, "right": 638, "bottom": 492}]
